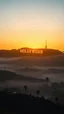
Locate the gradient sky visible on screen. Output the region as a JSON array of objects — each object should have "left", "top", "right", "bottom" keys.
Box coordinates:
[{"left": 0, "top": 0, "right": 64, "bottom": 50}]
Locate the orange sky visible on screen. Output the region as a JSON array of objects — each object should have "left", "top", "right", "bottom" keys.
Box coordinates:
[
  {"left": 0, "top": 28, "right": 64, "bottom": 51},
  {"left": 0, "top": 0, "right": 64, "bottom": 51}
]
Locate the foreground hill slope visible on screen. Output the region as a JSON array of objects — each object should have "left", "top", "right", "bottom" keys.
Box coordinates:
[{"left": 0, "top": 91, "right": 63, "bottom": 114}]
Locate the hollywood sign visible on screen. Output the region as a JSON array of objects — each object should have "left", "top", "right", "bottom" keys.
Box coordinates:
[{"left": 20, "top": 49, "right": 43, "bottom": 54}]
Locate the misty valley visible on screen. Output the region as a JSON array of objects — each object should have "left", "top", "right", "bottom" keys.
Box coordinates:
[
  {"left": 0, "top": 0, "right": 64, "bottom": 113},
  {"left": 0, "top": 56, "right": 64, "bottom": 104}
]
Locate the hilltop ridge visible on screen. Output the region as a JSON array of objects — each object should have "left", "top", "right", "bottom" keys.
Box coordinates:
[{"left": 0, "top": 48, "right": 63, "bottom": 57}]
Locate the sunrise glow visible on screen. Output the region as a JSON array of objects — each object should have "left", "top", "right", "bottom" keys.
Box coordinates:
[{"left": 0, "top": 0, "right": 64, "bottom": 50}]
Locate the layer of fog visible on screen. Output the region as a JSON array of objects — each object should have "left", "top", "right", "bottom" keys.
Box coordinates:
[{"left": 0, "top": 56, "right": 64, "bottom": 100}]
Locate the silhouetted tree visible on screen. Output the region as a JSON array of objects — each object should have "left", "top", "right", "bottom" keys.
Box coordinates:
[
  {"left": 55, "top": 97, "right": 59, "bottom": 104},
  {"left": 45, "top": 77, "right": 50, "bottom": 86},
  {"left": 36, "top": 90, "right": 40, "bottom": 97},
  {"left": 24, "top": 85, "right": 27, "bottom": 94},
  {"left": 45, "top": 77, "right": 49, "bottom": 82}
]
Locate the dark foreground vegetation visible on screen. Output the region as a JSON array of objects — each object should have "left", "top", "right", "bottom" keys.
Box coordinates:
[
  {"left": 0, "top": 70, "right": 64, "bottom": 113},
  {"left": 0, "top": 90, "right": 64, "bottom": 114},
  {"left": 1, "top": 70, "right": 64, "bottom": 105}
]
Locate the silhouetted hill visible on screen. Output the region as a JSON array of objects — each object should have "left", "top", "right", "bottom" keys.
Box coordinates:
[
  {"left": 0, "top": 48, "right": 63, "bottom": 57},
  {"left": 0, "top": 50, "right": 20, "bottom": 57},
  {"left": 0, "top": 70, "right": 44, "bottom": 82},
  {"left": 19, "top": 48, "right": 63, "bottom": 56},
  {"left": 39, "top": 48, "right": 63, "bottom": 56},
  {"left": 0, "top": 90, "right": 63, "bottom": 114}
]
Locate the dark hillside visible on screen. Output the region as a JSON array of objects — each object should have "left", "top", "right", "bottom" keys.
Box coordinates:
[
  {"left": 0, "top": 91, "right": 63, "bottom": 114},
  {"left": 0, "top": 48, "right": 63, "bottom": 57},
  {"left": 0, "top": 70, "right": 44, "bottom": 82}
]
